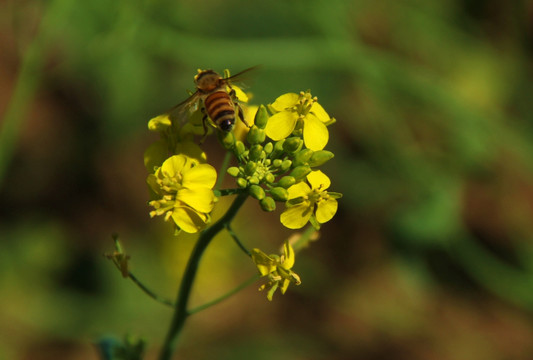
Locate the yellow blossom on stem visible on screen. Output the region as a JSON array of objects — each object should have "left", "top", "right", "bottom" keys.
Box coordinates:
[
  {"left": 280, "top": 170, "right": 341, "bottom": 230},
  {"left": 265, "top": 91, "right": 332, "bottom": 151},
  {"left": 251, "top": 240, "right": 301, "bottom": 301},
  {"left": 147, "top": 154, "right": 217, "bottom": 234}
]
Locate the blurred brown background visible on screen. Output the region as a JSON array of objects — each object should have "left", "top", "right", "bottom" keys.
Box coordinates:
[{"left": 2, "top": 0, "right": 533, "bottom": 359}]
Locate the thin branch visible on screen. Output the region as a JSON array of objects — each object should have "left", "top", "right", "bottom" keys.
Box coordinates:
[
  {"left": 188, "top": 274, "right": 260, "bottom": 315},
  {"left": 225, "top": 223, "right": 251, "bottom": 257}
]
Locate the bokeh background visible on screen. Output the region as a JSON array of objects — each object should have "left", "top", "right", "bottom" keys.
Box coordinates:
[{"left": 2, "top": 0, "right": 533, "bottom": 359}]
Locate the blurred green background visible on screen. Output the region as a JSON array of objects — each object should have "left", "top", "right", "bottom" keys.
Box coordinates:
[{"left": 2, "top": 0, "right": 533, "bottom": 359}]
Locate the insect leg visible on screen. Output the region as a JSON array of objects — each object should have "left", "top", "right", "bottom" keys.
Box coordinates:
[
  {"left": 227, "top": 87, "right": 250, "bottom": 128},
  {"left": 237, "top": 104, "right": 250, "bottom": 128},
  {"left": 200, "top": 108, "right": 209, "bottom": 144}
]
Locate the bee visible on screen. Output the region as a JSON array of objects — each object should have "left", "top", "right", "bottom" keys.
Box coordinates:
[{"left": 169, "top": 67, "right": 255, "bottom": 135}]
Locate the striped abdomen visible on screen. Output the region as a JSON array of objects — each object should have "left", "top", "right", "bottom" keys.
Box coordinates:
[{"left": 204, "top": 91, "right": 235, "bottom": 132}]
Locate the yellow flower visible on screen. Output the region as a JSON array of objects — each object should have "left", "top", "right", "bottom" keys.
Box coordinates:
[
  {"left": 265, "top": 91, "right": 332, "bottom": 151},
  {"left": 280, "top": 170, "right": 341, "bottom": 229},
  {"left": 147, "top": 154, "right": 217, "bottom": 233},
  {"left": 251, "top": 241, "right": 301, "bottom": 301}
]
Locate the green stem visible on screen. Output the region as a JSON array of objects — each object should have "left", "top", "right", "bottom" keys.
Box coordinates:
[
  {"left": 214, "top": 188, "right": 246, "bottom": 197},
  {"left": 128, "top": 272, "right": 174, "bottom": 307},
  {"left": 225, "top": 223, "right": 251, "bottom": 257},
  {"left": 158, "top": 192, "right": 248, "bottom": 360},
  {"left": 188, "top": 274, "right": 260, "bottom": 315}
]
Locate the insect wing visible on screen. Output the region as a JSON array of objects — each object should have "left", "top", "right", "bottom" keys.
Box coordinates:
[{"left": 166, "top": 91, "right": 201, "bottom": 125}]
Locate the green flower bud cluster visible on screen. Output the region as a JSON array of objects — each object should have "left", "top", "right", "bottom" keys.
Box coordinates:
[{"left": 225, "top": 105, "right": 334, "bottom": 212}]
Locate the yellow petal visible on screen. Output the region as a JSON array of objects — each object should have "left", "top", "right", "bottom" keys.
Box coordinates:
[
  {"left": 177, "top": 188, "right": 215, "bottom": 213},
  {"left": 281, "top": 240, "right": 295, "bottom": 269},
  {"left": 287, "top": 182, "right": 311, "bottom": 199},
  {"left": 161, "top": 155, "right": 187, "bottom": 178},
  {"left": 181, "top": 163, "right": 217, "bottom": 189},
  {"left": 251, "top": 249, "right": 277, "bottom": 276},
  {"left": 310, "top": 102, "right": 330, "bottom": 123},
  {"left": 175, "top": 141, "right": 207, "bottom": 163},
  {"left": 232, "top": 85, "right": 249, "bottom": 103},
  {"left": 265, "top": 111, "right": 298, "bottom": 141},
  {"left": 280, "top": 278, "right": 290, "bottom": 294},
  {"left": 270, "top": 93, "right": 299, "bottom": 111},
  {"left": 315, "top": 198, "right": 338, "bottom": 224},
  {"left": 280, "top": 203, "right": 313, "bottom": 229},
  {"left": 306, "top": 170, "right": 331, "bottom": 191},
  {"left": 148, "top": 114, "right": 172, "bottom": 131},
  {"left": 303, "top": 113, "right": 329, "bottom": 151},
  {"left": 171, "top": 206, "right": 209, "bottom": 233}
]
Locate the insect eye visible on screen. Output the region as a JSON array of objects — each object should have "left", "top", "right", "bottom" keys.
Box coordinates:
[{"left": 220, "top": 120, "right": 233, "bottom": 132}]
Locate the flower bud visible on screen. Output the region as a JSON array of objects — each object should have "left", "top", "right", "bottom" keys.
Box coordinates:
[
  {"left": 227, "top": 167, "right": 240, "bottom": 177},
  {"left": 218, "top": 130, "right": 235, "bottom": 149},
  {"left": 237, "top": 178, "right": 248, "bottom": 188},
  {"left": 292, "top": 149, "right": 314, "bottom": 167},
  {"left": 283, "top": 137, "right": 303, "bottom": 154},
  {"left": 235, "top": 141, "right": 246, "bottom": 156},
  {"left": 249, "top": 144, "right": 263, "bottom": 161},
  {"left": 263, "top": 142, "right": 273, "bottom": 154},
  {"left": 249, "top": 185, "right": 265, "bottom": 200},
  {"left": 265, "top": 173, "right": 276, "bottom": 183},
  {"left": 271, "top": 140, "right": 285, "bottom": 159},
  {"left": 246, "top": 125, "right": 266, "bottom": 145},
  {"left": 249, "top": 176, "right": 260, "bottom": 185},
  {"left": 308, "top": 150, "right": 334, "bottom": 167},
  {"left": 278, "top": 176, "right": 296, "bottom": 188},
  {"left": 254, "top": 105, "right": 269, "bottom": 129},
  {"left": 244, "top": 161, "right": 257, "bottom": 175},
  {"left": 260, "top": 197, "right": 276, "bottom": 212},
  {"left": 272, "top": 159, "right": 283, "bottom": 168},
  {"left": 290, "top": 165, "right": 311, "bottom": 180},
  {"left": 270, "top": 187, "right": 289, "bottom": 201},
  {"left": 280, "top": 159, "right": 292, "bottom": 171}
]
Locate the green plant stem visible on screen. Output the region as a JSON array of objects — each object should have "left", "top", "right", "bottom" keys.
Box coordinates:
[
  {"left": 188, "top": 274, "right": 260, "bottom": 315},
  {"left": 214, "top": 188, "right": 246, "bottom": 197},
  {"left": 158, "top": 192, "right": 248, "bottom": 360},
  {"left": 225, "top": 223, "right": 251, "bottom": 257},
  {"left": 128, "top": 272, "right": 174, "bottom": 307}
]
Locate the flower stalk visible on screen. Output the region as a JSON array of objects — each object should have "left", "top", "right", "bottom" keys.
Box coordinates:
[{"left": 158, "top": 192, "right": 248, "bottom": 360}]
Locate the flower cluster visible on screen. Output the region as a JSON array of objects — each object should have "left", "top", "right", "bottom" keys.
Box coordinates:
[
  {"left": 144, "top": 69, "right": 342, "bottom": 300},
  {"left": 222, "top": 91, "right": 341, "bottom": 230},
  {"left": 251, "top": 240, "right": 301, "bottom": 301},
  {"left": 147, "top": 154, "right": 217, "bottom": 234}
]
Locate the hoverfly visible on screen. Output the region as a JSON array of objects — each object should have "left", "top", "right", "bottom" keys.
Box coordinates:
[{"left": 167, "top": 67, "right": 255, "bottom": 136}]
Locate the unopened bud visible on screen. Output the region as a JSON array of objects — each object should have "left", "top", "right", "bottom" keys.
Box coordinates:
[
  {"left": 237, "top": 178, "right": 248, "bottom": 188},
  {"left": 249, "top": 144, "right": 263, "bottom": 161},
  {"left": 218, "top": 130, "right": 235, "bottom": 149},
  {"left": 249, "top": 185, "right": 265, "bottom": 200},
  {"left": 309, "top": 150, "right": 334, "bottom": 167},
  {"left": 227, "top": 167, "right": 240, "bottom": 177},
  {"left": 235, "top": 141, "right": 246, "bottom": 156},
  {"left": 259, "top": 197, "right": 276, "bottom": 212},
  {"left": 280, "top": 159, "right": 292, "bottom": 171},
  {"left": 265, "top": 173, "right": 276, "bottom": 183},
  {"left": 292, "top": 149, "right": 314, "bottom": 167},
  {"left": 283, "top": 137, "right": 303, "bottom": 154},
  {"left": 263, "top": 142, "right": 273, "bottom": 154},
  {"left": 290, "top": 165, "right": 311, "bottom": 180},
  {"left": 270, "top": 187, "right": 289, "bottom": 201},
  {"left": 244, "top": 161, "right": 257, "bottom": 175},
  {"left": 254, "top": 105, "right": 269, "bottom": 129},
  {"left": 246, "top": 125, "right": 266, "bottom": 145},
  {"left": 278, "top": 176, "right": 296, "bottom": 188}
]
